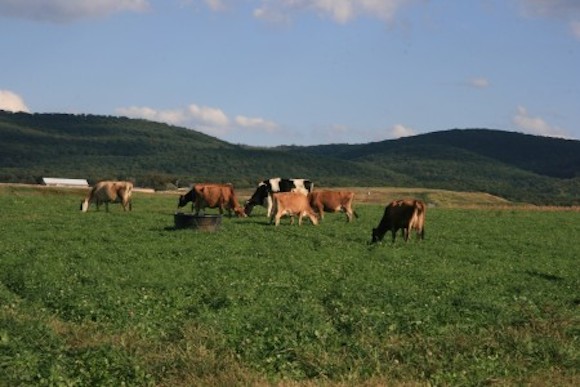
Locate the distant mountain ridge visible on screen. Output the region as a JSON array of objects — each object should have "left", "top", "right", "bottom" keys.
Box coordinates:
[
  {"left": 0, "top": 110, "right": 578, "bottom": 205},
  {"left": 288, "top": 129, "right": 579, "bottom": 179}
]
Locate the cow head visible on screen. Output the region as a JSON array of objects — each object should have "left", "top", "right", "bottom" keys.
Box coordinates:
[
  {"left": 371, "top": 227, "right": 384, "bottom": 244},
  {"left": 244, "top": 183, "right": 268, "bottom": 216},
  {"left": 234, "top": 207, "right": 248, "bottom": 218},
  {"left": 243, "top": 201, "right": 255, "bottom": 216},
  {"left": 177, "top": 188, "right": 195, "bottom": 209}
]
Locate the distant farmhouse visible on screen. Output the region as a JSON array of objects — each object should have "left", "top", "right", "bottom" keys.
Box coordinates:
[{"left": 42, "top": 178, "right": 89, "bottom": 188}]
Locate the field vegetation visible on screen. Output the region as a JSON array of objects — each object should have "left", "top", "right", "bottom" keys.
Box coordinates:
[{"left": 0, "top": 185, "right": 578, "bottom": 385}]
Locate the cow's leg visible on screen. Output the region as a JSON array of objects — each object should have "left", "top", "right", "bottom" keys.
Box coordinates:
[
  {"left": 316, "top": 205, "right": 324, "bottom": 220},
  {"left": 266, "top": 195, "right": 273, "bottom": 217},
  {"left": 274, "top": 211, "right": 282, "bottom": 226},
  {"left": 345, "top": 207, "right": 353, "bottom": 222}
]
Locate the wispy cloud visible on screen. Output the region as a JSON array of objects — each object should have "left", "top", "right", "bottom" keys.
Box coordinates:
[
  {"left": 512, "top": 105, "right": 568, "bottom": 138},
  {"left": 466, "top": 77, "right": 490, "bottom": 89},
  {"left": 203, "top": 0, "right": 228, "bottom": 12},
  {"left": 517, "top": 0, "right": 580, "bottom": 18},
  {"left": 0, "top": 90, "right": 29, "bottom": 112},
  {"left": 390, "top": 123, "right": 415, "bottom": 138},
  {"left": 116, "top": 103, "right": 279, "bottom": 139},
  {"left": 570, "top": 20, "right": 580, "bottom": 39},
  {"left": 244, "top": 0, "right": 418, "bottom": 24},
  {"left": 517, "top": 0, "right": 580, "bottom": 39},
  {"left": 0, "top": 0, "right": 150, "bottom": 23},
  {"left": 235, "top": 116, "right": 279, "bottom": 133}
]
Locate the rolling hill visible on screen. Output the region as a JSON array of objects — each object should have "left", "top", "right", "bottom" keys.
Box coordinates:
[{"left": 1, "top": 110, "right": 578, "bottom": 205}]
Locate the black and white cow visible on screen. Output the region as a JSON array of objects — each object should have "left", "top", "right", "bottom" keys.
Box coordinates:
[{"left": 244, "top": 177, "right": 313, "bottom": 217}]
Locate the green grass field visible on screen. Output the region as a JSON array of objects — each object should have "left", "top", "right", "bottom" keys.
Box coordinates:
[{"left": 1, "top": 186, "right": 578, "bottom": 386}]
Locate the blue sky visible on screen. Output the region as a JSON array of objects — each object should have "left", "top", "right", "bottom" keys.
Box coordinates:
[{"left": 1, "top": 0, "right": 579, "bottom": 146}]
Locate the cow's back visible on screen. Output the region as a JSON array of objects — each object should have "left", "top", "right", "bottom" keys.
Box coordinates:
[
  {"left": 93, "top": 181, "right": 118, "bottom": 201},
  {"left": 195, "top": 184, "right": 224, "bottom": 207}
]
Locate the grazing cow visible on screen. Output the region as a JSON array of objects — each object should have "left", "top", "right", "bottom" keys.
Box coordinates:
[
  {"left": 371, "top": 199, "right": 426, "bottom": 243},
  {"left": 245, "top": 178, "right": 313, "bottom": 217},
  {"left": 271, "top": 192, "right": 319, "bottom": 226},
  {"left": 80, "top": 181, "right": 133, "bottom": 212},
  {"left": 178, "top": 183, "right": 246, "bottom": 217},
  {"left": 309, "top": 190, "right": 358, "bottom": 222}
]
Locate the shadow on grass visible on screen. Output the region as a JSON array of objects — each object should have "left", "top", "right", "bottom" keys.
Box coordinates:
[{"left": 525, "top": 270, "right": 564, "bottom": 282}]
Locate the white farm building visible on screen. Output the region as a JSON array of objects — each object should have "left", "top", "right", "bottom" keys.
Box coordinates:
[{"left": 42, "top": 178, "right": 89, "bottom": 188}]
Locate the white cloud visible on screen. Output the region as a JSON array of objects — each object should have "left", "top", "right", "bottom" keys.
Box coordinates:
[
  {"left": 512, "top": 106, "right": 568, "bottom": 138},
  {"left": 116, "top": 103, "right": 281, "bottom": 140},
  {"left": 251, "top": 0, "right": 417, "bottom": 24},
  {"left": 391, "top": 123, "right": 415, "bottom": 138},
  {"left": 235, "top": 115, "right": 279, "bottom": 132},
  {"left": 0, "top": 90, "right": 30, "bottom": 112},
  {"left": 467, "top": 77, "right": 490, "bottom": 88},
  {"left": 0, "top": 0, "right": 150, "bottom": 23},
  {"left": 187, "top": 104, "right": 230, "bottom": 127}
]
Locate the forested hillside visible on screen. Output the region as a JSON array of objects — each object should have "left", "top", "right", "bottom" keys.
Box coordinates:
[{"left": 1, "top": 111, "right": 578, "bottom": 204}]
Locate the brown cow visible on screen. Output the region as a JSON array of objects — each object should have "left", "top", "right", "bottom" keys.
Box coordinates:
[
  {"left": 178, "top": 183, "right": 246, "bottom": 217},
  {"left": 309, "top": 190, "right": 358, "bottom": 222},
  {"left": 371, "top": 199, "right": 426, "bottom": 243},
  {"left": 271, "top": 192, "right": 319, "bottom": 226},
  {"left": 80, "top": 180, "right": 133, "bottom": 212}
]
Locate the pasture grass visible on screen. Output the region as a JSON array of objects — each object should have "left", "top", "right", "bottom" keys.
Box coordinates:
[{"left": 0, "top": 185, "right": 578, "bottom": 385}]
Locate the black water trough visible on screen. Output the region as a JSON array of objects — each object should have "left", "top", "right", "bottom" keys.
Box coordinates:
[{"left": 174, "top": 213, "right": 222, "bottom": 231}]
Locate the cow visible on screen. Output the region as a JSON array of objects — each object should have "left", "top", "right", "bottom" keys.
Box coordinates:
[
  {"left": 271, "top": 192, "right": 319, "bottom": 226},
  {"left": 80, "top": 180, "right": 133, "bottom": 212},
  {"left": 244, "top": 178, "right": 314, "bottom": 217},
  {"left": 371, "top": 199, "right": 426, "bottom": 243},
  {"left": 308, "top": 190, "right": 358, "bottom": 222},
  {"left": 178, "top": 183, "right": 246, "bottom": 217}
]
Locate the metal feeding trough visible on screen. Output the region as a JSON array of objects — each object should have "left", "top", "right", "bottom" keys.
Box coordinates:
[{"left": 174, "top": 213, "right": 222, "bottom": 231}]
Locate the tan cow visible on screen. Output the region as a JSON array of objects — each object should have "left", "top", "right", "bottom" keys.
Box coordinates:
[
  {"left": 178, "top": 183, "right": 246, "bottom": 217},
  {"left": 408, "top": 199, "right": 426, "bottom": 239},
  {"left": 80, "top": 181, "right": 133, "bottom": 212},
  {"left": 271, "top": 192, "right": 319, "bottom": 226},
  {"left": 309, "top": 190, "right": 358, "bottom": 222},
  {"left": 371, "top": 199, "right": 426, "bottom": 243}
]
